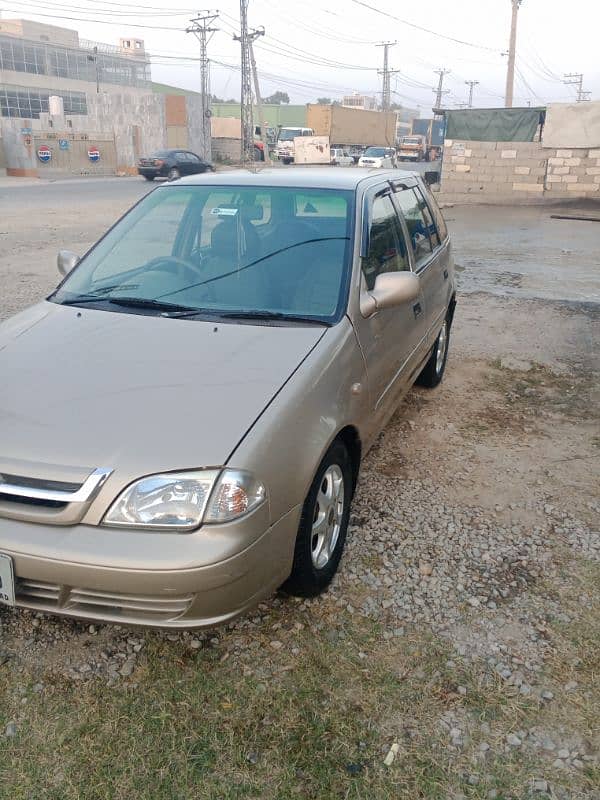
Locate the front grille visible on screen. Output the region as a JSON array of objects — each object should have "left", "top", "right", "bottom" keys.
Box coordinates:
[{"left": 16, "top": 579, "right": 193, "bottom": 623}]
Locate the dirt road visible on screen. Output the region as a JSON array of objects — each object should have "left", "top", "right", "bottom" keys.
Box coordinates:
[{"left": 0, "top": 179, "right": 598, "bottom": 799}]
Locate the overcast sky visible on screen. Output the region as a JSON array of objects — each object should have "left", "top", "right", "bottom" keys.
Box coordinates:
[{"left": 2, "top": 0, "right": 598, "bottom": 109}]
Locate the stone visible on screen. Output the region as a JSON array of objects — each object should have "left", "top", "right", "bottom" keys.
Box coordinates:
[
  {"left": 557, "top": 749, "right": 569, "bottom": 759},
  {"left": 533, "top": 779, "right": 549, "bottom": 792},
  {"left": 501, "top": 150, "right": 517, "bottom": 159},
  {"left": 4, "top": 722, "right": 16, "bottom": 737},
  {"left": 506, "top": 734, "right": 522, "bottom": 747}
]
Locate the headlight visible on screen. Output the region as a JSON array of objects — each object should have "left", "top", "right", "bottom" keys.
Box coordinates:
[{"left": 103, "top": 469, "right": 266, "bottom": 531}]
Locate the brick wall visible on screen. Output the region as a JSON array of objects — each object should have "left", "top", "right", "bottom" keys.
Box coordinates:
[{"left": 439, "top": 139, "right": 600, "bottom": 204}]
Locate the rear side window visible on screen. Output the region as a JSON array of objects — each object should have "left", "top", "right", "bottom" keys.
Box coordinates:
[
  {"left": 362, "top": 193, "right": 409, "bottom": 290},
  {"left": 394, "top": 188, "right": 433, "bottom": 269},
  {"left": 414, "top": 186, "right": 440, "bottom": 249}
]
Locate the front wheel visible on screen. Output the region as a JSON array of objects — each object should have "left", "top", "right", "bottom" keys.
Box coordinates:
[
  {"left": 283, "top": 440, "right": 353, "bottom": 597},
  {"left": 168, "top": 167, "right": 180, "bottom": 181},
  {"left": 416, "top": 317, "right": 450, "bottom": 388}
]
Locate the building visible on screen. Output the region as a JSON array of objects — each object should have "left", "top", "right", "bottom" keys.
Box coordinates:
[
  {"left": 0, "top": 18, "right": 150, "bottom": 120},
  {"left": 342, "top": 92, "right": 378, "bottom": 111},
  {"left": 0, "top": 18, "right": 210, "bottom": 177}
]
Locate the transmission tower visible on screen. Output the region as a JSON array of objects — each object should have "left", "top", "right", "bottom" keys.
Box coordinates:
[
  {"left": 465, "top": 79, "right": 479, "bottom": 108},
  {"left": 563, "top": 73, "right": 591, "bottom": 102},
  {"left": 376, "top": 42, "right": 397, "bottom": 111},
  {"left": 186, "top": 11, "right": 219, "bottom": 161},
  {"left": 433, "top": 68, "right": 451, "bottom": 110},
  {"left": 233, "top": 0, "right": 256, "bottom": 164},
  {"left": 504, "top": 0, "right": 522, "bottom": 108}
]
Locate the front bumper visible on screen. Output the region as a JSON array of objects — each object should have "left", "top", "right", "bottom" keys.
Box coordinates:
[{"left": 0, "top": 505, "right": 301, "bottom": 628}]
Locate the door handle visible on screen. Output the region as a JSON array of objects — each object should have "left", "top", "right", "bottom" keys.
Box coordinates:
[
  {"left": 413, "top": 302, "right": 422, "bottom": 318},
  {"left": 443, "top": 269, "right": 449, "bottom": 280}
]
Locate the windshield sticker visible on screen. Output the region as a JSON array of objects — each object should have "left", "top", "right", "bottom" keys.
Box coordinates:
[{"left": 211, "top": 207, "right": 239, "bottom": 216}]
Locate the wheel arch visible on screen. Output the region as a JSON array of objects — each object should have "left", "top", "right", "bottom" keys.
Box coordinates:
[{"left": 334, "top": 425, "right": 362, "bottom": 493}]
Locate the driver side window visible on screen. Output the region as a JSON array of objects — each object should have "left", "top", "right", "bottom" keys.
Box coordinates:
[{"left": 361, "top": 193, "right": 409, "bottom": 291}]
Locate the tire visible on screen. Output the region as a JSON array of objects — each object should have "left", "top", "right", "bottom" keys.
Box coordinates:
[
  {"left": 282, "top": 158, "right": 292, "bottom": 165},
  {"left": 283, "top": 440, "right": 353, "bottom": 597},
  {"left": 143, "top": 175, "right": 155, "bottom": 182},
  {"left": 416, "top": 316, "right": 450, "bottom": 389},
  {"left": 168, "top": 167, "right": 180, "bottom": 181}
]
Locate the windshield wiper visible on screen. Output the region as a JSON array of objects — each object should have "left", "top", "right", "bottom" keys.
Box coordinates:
[
  {"left": 217, "top": 310, "right": 331, "bottom": 326},
  {"left": 56, "top": 284, "right": 141, "bottom": 305},
  {"left": 103, "top": 297, "right": 201, "bottom": 314}
]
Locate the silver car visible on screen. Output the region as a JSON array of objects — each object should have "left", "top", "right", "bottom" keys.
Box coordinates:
[{"left": 0, "top": 168, "right": 455, "bottom": 628}]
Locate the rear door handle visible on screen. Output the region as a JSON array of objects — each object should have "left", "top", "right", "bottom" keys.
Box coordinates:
[
  {"left": 413, "top": 302, "right": 422, "bottom": 318},
  {"left": 443, "top": 269, "right": 449, "bottom": 280}
]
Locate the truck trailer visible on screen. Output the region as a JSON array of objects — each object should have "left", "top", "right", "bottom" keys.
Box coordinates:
[{"left": 306, "top": 104, "right": 397, "bottom": 157}]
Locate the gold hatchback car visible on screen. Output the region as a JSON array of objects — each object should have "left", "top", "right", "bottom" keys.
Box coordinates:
[{"left": 0, "top": 168, "right": 455, "bottom": 628}]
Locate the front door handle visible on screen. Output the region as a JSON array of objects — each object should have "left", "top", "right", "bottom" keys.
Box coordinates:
[
  {"left": 443, "top": 269, "right": 449, "bottom": 280},
  {"left": 413, "top": 302, "right": 422, "bottom": 318}
]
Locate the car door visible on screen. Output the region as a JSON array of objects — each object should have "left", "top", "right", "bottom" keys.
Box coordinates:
[
  {"left": 175, "top": 152, "right": 191, "bottom": 175},
  {"left": 392, "top": 181, "right": 447, "bottom": 343},
  {"left": 351, "top": 184, "right": 428, "bottom": 431},
  {"left": 186, "top": 152, "right": 205, "bottom": 175}
]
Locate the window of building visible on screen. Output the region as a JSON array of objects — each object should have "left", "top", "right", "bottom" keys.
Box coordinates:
[{"left": 0, "top": 86, "right": 87, "bottom": 118}]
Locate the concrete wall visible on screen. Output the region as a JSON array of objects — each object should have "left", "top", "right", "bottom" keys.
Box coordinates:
[
  {"left": 211, "top": 137, "right": 240, "bottom": 163},
  {"left": 0, "top": 134, "right": 7, "bottom": 174},
  {"left": 67, "top": 92, "right": 166, "bottom": 172},
  {"left": 439, "top": 139, "right": 600, "bottom": 204}
]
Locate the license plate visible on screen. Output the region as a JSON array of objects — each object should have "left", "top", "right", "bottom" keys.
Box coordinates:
[{"left": 0, "top": 554, "right": 15, "bottom": 606}]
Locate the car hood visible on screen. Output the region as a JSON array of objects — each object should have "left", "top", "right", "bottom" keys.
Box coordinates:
[{"left": 0, "top": 302, "right": 326, "bottom": 481}]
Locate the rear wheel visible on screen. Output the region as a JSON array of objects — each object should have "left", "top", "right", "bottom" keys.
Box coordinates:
[
  {"left": 416, "top": 317, "right": 450, "bottom": 388},
  {"left": 168, "top": 167, "right": 180, "bottom": 181},
  {"left": 283, "top": 440, "right": 353, "bottom": 597}
]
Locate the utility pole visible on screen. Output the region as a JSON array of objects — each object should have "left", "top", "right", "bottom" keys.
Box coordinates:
[
  {"left": 248, "top": 31, "right": 271, "bottom": 164},
  {"left": 563, "top": 73, "right": 591, "bottom": 102},
  {"left": 433, "top": 68, "right": 450, "bottom": 110},
  {"left": 465, "top": 79, "right": 479, "bottom": 108},
  {"left": 233, "top": 0, "right": 255, "bottom": 164},
  {"left": 504, "top": 0, "right": 522, "bottom": 108},
  {"left": 86, "top": 45, "right": 100, "bottom": 93},
  {"left": 186, "top": 11, "right": 219, "bottom": 161},
  {"left": 376, "top": 42, "right": 396, "bottom": 111}
]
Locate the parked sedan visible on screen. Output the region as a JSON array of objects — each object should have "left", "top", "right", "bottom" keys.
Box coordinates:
[
  {"left": 137, "top": 149, "right": 215, "bottom": 181},
  {"left": 358, "top": 146, "right": 397, "bottom": 169},
  {"left": 0, "top": 168, "right": 455, "bottom": 628}
]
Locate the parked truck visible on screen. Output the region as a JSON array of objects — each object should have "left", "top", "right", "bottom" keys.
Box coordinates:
[
  {"left": 275, "top": 126, "right": 315, "bottom": 164},
  {"left": 397, "top": 134, "right": 428, "bottom": 162},
  {"left": 401, "top": 118, "right": 445, "bottom": 162},
  {"left": 306, "top": 104, "right": 397, "bottom": 159}
]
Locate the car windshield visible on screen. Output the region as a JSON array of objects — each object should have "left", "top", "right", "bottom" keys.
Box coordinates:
[
  {"left": 363, "top": 147, "right": 386, "bottom": 157},
  {"left": 52, "top": 185, "right": 355, "bottom": 324},
  {"left": 402, "top": 138, "right": 420, "bottom": 145},
  {"left": 278, "top": 129, "right": 304, "bottom": 141}
]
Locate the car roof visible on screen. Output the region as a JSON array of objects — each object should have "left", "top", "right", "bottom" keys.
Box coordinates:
[{"left": 169, "top": 167, "right": 419, "bottom": 191}]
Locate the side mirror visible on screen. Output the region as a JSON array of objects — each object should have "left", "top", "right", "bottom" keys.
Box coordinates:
[
  {"left": 57, "top": 250, "right": 80, "bottom": 277},
  {"left": 360, "top": 272, "right": 420, "bottom": 317}
]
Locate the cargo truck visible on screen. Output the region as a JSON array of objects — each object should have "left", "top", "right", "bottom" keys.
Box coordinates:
[
  {"left": 275, "top": 126, "right": 315, "bottom": 164},
  {"left": 403, "top": 118, "right": 446, "bottom": 161},
  {"left": 306, "top": 104, "right": 397, "bottom": 158}
]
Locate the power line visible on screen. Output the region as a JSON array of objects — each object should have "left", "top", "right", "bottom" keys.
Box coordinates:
[
  {"left": 348, "top": 0, "right": 501, "bottom": 52},
  {"left": 186, "top": 11, "right": 219, "bottom": 160},
  {"left": 433, "top": 68, "right": 451, "bottom": 109},
  {"left": 464, "top": 79, "right": 479, "bottom": 108},
  {"left": 563, "top": 73, "right": 591, "bottom": 102}
]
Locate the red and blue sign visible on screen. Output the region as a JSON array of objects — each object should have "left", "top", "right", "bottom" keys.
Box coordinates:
[
  {"left": 37, "top": 144, "right": 52, "bottom": 163},
  {"left": 88, "top": 147, "right": 100, "bottom": 163}
]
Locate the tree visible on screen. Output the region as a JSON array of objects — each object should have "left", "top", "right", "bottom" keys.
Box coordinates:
[
  {"left": 317, "top": 97, "right": 332, "bottom": 105},
  {"left": 264, "top": 91, "right": 290, "bottom": 105}
]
